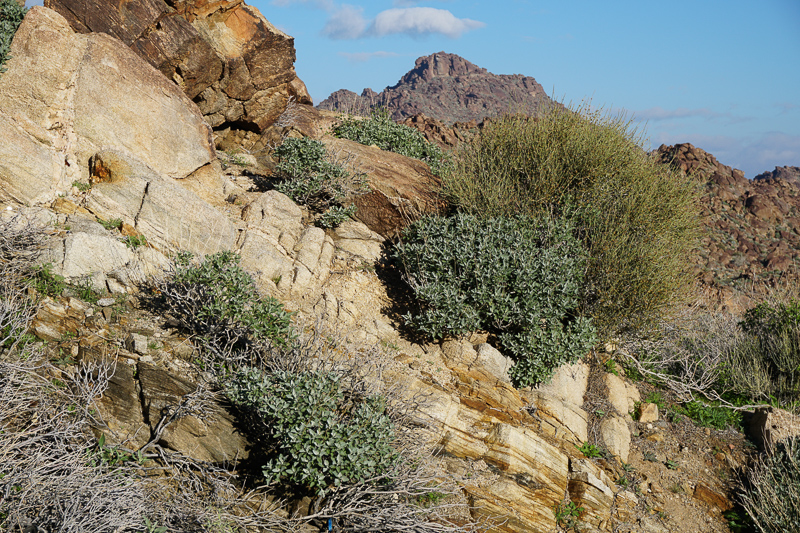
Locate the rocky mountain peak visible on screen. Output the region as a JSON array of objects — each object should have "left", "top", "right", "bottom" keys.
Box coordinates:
[
  {"left": 318, "top": 52, "right": 553, "bottom": 125},
  {"left": 395, "top": 51, "right": 487, "bottom": 87}
]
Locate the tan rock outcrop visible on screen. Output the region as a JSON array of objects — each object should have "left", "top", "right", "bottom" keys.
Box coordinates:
[
  {"left": 45, "top": 0, "right": 312, "bottom": 151},
  {"left": 0, "top": 6, "right": 215, "bottom": 205}
]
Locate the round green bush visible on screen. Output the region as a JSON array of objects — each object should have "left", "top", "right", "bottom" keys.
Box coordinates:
[
  {"left": 272, "top": 136, "right": 366, "bottom": 215},
  {"left": 740, "top": 436, "right": 800, "bottom": 532},
  {"left": 725, "top": 299, "right": 800, "bottom": 407},
  {"left": 442, "top": 104, "right": 701, "bottom": 337},
  {"left": 162, "top": 251, "right": 295, "bottom": 356},
  {"left": 394, "top": 213, "right": 596, "bottom": 387},
  {"left": 333, "top": 109, "right": 449, "bottom": 176},
  {"left": 225, "top": 368, "right": 397, "bottom": 496}
]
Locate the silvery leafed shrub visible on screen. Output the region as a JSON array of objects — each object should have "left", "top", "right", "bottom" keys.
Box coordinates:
[{"left": 394, "top": 213, "right": 596, "bottom": 387}]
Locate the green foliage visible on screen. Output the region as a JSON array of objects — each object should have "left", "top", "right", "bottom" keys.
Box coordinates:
[
  {"left": 740, "top": 436, "right": 800, "bottom": 533},
  {"left": 272, "top": 136, "right": 367, "bottom": 211},
  {"left": 225, "top": 368, "right": 397, "bottom": 496},
  {"left": 0, "top": 0, "right": 26, "bottom": 75},
  {"left": 71, "top": 180, "right": 92, "bottom": 192},
  {"left": 575, "top": 442, "right": 603, "bottom": 459},
  {"left": 442, "top": 104, "right": 701, "bottom": 337},
  {"left": 675, "top": 400, "right": 742, "bottom": 430},
  {"left": 167, "top": 251, "right": 295, "bottom": 353},
  {"left": 72, "top": 277, "right": 101, "bottom": 304},
  {"left": 725, "top": 299, "right": 800, "bottom": 407},
  {"left": 29, "top": 263, "right": 67, "bottom": 297},
  {"left": 97, "top": 217, "right": 123, "bottom": 231},
  {"left": 394, "top": 212, "right": 596, "bottom": 387},
  {"left": 553, "top": 500, "right": 585, "bottom": 530},
  {"left": 333, "top": 109, "right": 450, "bottom": 176},
  {"left": 142, "top": 517, "right": 167, "bottom": 533},
  {"left": 123, "top": 234, "right": 147, "bottom": 249},
  {"left": 318, "top": 204, "right": 356, "bottom": 229}
]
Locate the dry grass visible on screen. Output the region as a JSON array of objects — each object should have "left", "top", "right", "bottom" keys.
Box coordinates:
[{"left": 442, "top": 103, "right": 701, "bottom": 338}]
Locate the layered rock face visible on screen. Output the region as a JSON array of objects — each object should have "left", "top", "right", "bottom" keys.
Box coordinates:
[
  {"left": 318, "top": 52, "right": 554, "bottom": 125},
  {"left": 656, "top": 143, "right": 800, "bottom": 308},
  {"left": 45, "top": 0, "right": 312, "bottom": 150}
]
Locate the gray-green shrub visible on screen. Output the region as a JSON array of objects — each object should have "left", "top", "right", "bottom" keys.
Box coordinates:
[
  {"left": 740, "top": 436, "right": 800, "bottom": 533},
  {"left": 158, "top": 251, "right": 294, "bottom": 363},
  {"left": 226, "top": 368, "right": 397, "bottom": 496},
  {"left": 0, "top": 0, "right": 26, "bottom": 74},
  {"left": 724, "top": 299, "right": 800, "bottom": 408},
  {"left": 394, "top": 212, "right": 596, "bottom": 387},
  {"left": 333, "top": 109, "right": 450, "bottom": 176},
  {"left": 443, "top": 104, "right": 701, "bottom": 337},
  {"left": 272, "top": 136, "right": 367, "bottom": 218}
]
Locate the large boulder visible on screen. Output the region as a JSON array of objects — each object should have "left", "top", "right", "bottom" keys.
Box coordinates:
[
  {"left": 322, "top": 137, "right": 445, "bottom": 238},
  {"left": 45, "top": 0, "right": 313, "bottom": 150},
  {"left": 0, "top": 7, "right": 215, "bottom": 205}
]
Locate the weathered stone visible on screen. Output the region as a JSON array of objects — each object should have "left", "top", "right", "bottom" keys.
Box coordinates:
[
  {"left": 137, "top": 363, "right": 248, "bottom": 463},
  {"left": 0, "top": 7, "right": 215, "bottom": 198},
  {"left": 693, "top": 483, "right": 732, "bottom": 511},
  {"left": 324, "top": 137, "right": 445, "bottom": 238},
  {"left": 536, "top": 361, "right": 590, "bottom": 407},
  {"left": 638, "top": 402, "right": 659, "bottom": 424},
  {"left": 241, "top": 190, "right": 304, "bottom": 250},
  {"left": 85, "top": 150, "right": 237, "bottom": 256},
  {"left": 746, "top": 407, "right": 800, "bottom": 452},
  {"left": 45, "top": 0, "right": 312, "bottom": 150},
  {"left": 600, "top": 415, "right": 631, "bottom": 463},
  {"left": 605, "top": 372, "right": 640, "bottom": 416},
  {"left": 569, "top": 458, "right": 615, "bottom": 529},
  {"left": 93, "top": 360, "right": 150, "bottom": 450}
]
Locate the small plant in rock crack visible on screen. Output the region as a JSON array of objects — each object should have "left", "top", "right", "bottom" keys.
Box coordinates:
[
  {"left": 665, "top": 459, "right": 678, "bottom": 470},
  {"left": 225, "top": 368, "right": 398, "bottom": 496},
  {"left": 642, "top": 451, "right": 658, "bottom": 462},
  {"left": 553, "top": 500, "right": 584, "bottom": 530},
  {"left": 123, "top": 234, "right": 147, "bottom": 249},
  {"left": 576, "top": 442, "right": 604, "bottom": 459},
  {"left": 97, "top": 217, "right": 123, "bottom": 231},
  {"left": 317, "top": 204, "right": 356, "bottom": 229}
]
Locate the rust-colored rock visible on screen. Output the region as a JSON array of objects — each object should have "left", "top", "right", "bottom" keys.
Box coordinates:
[
  {"left": 693, "top": 483, "right": 732, "bottom": 511},
  {"left": 323, "top": 137, "right": 446, "bottom": 238},
  {"left": 319, "top": 52, "right": 554, "bottom": 125},
  {"left": 45, "top": 0, "right": 312, "bottom": 150}
]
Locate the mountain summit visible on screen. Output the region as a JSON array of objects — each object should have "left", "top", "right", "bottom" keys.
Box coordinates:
[{"left": 318, "top": 52, "right": 554, "bottom": 124}]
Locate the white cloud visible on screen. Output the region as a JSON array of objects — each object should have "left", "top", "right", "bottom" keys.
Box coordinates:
[
  {"left": 322, "top": 4, "right": 368, "bottom": 40},
  {"left": 368, "top": 7, "right": 485, "bottom": 39},
  {"left": 338, "top": 51, "right": 403, "bottom": 63}
]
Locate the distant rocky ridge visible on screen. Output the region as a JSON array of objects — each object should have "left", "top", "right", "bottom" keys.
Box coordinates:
[
  {"left": 656, "top": 143, "right": 800, "bottom": 309},
  {"left": 318, "top": 52, "right": 554, "bottom": 125}
]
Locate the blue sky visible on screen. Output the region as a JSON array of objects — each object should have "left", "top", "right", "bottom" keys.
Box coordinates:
[{"left": 250, "top": 0, "right": 800, "bottom": 178}]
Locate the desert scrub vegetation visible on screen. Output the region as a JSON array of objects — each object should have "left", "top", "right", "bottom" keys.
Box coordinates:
[
  {"left": 442, "top": 103, "right": 701, "bottom": 337},
  {"left": 739, "top": 436, "right": 800, "bottom": 533},
  {"left": 334, "top": 108, "right": 450, "bottom": 176},
  {"left": 154, "top": 252, "right": 476, "bottom": 531},
  {"left": 155, "top": 250, "right": 295, "bottom": 367},
  {"left": 394, "top": 212, "right": 596, "bottom": 386},
  {"left": 0, "top": 0, "right": 25, "bottom": 75},
  {"left": 272, "top": 136, "right": 367, "bottom": 227}
]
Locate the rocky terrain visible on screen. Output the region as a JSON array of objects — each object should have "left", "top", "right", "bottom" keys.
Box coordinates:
[
  {"left": 318, "top": 52, "right": 554, "bottom": 125},
  {"left": 1, "top": 3, "right": 800, "bottom": 533}
]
